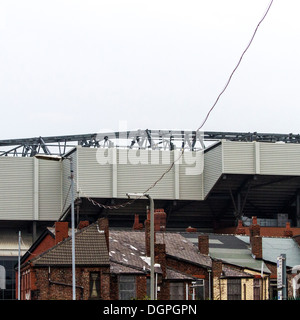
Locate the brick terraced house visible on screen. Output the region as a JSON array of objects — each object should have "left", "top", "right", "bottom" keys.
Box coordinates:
[{"left": 17, "top": 217, "right": 275, "bottom": 300}]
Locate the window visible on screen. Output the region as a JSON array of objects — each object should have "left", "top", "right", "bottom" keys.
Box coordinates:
[
  {"left": 227, "top": 279, "right": 241, "bottom": 300},
  {"left": 119, "top": 276, "right": 136, "bottom": 300},
  {"left": 89, "top": 272, "right": 101, "bottom": 299},
  {"left": 0, "top": 266, "right": 6, "bottom": 289},
  {"left": 253, "top": 278, "right": 261, "bottom": 300},
  {"left": 146, "top": 277, "right": 150, "bottom": 298},
  {"left": 170, "top": 282, "right": 185, "bottom": 300},
  {"left": 269, "top": 279, "right": 278, "bottom": 300},
  {"left": 0, "top": 258, "right": 16, "bottom": 300},
  {"left": 192, "top": 279, "right": 205, "bottom": 300}
]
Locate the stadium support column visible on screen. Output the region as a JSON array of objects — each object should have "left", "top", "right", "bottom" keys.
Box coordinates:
[
  {"left": 297, "top": 192, "right": 300, "bottom": 227},
  {"left": 32, "top": 221, "right": 37, "bottom": 242}
]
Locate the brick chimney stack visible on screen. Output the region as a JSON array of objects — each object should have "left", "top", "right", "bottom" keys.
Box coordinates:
[
  {"left": 145, "top": 219, "right": 156, "bottom": 257},
  {"left": 98, "top": 217, "right": 109, "bottom": 253},
  {"left": 147, "top": 209, "right": 167, "bottom": 232},
  {"left": 250, "top": 216, "right": 260, "bottom": 239},
  {"left": 250, "top": 216, "right": 262, "bottom": 259},
  {"left": 251, "top": 236, "right": 263, "bottom": 259},
  {"left": 198, "top": 235, "right": 209, "bottom": 255},
  {"left": 77, "top": 220, "right": 89, "bottom": 230},
  {"left": 212, "top": 259, "right": 223, "bottom": 278},
  {"left": 284, "top": 222, "right": 293, "bottom": 237},
  {"left": 55, "top": 222, "right": 69, "bottom": 244},
  {"left": 236, "top": 220, "right": 246, "bottom": 235},
  {"left": 155, "top": 243, "right": 167, "bottom": 278},
  {"left": 133, "top": 214, "right": 143, "bottom": 230}
]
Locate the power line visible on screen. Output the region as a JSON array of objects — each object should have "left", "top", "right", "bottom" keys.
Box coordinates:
[
  {"left": 78, "top": 0, "right": 275, "bottom": 211},
  {"left": 196, "top": 0, "right": 274, "bottom": 132}
]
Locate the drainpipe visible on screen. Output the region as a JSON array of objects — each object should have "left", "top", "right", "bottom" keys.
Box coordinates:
[{"left": 208, "top": 269, "right": 212, "bottom": 300}]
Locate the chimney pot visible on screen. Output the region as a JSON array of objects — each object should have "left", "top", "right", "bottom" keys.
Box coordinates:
[{"left": 186, "top": 226, "right": 197, "bottom": 232}]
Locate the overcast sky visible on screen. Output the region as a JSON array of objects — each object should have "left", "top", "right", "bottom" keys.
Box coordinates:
[{"left": 0, "top": 0, "right": 299, "bottom": 139}]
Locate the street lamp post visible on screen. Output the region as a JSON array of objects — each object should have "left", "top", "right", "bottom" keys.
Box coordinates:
[
  {"left": 126, "top": 193, "right": 155, "bottom": 300},
  {"left": 35, "top": 154, "right": 76, "bottom": 300},
  {"left": 69, "top": 157, "right": 76, "bottom": 300},
  {"left": 18, "top": 231, "right": 21, "bottom": 300}
]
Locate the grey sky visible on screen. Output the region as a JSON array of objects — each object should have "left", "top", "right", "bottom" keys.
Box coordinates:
[{"left": 0, "top": 0, "right": 299, "bottom": 139}]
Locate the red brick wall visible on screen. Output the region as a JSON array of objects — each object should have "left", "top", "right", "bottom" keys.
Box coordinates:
[
  {"left": 109, "top": 274, "right": 148, "bottom": 300},
  {"left": 32, "top": 266, "right": 110, "bottom": 300},
  {"left": 157, "top": 281, "right": 170, "bottom": 300},
  {"left": 23, "top": 234, "right": 55, "bottom": 264},
  {"left": 136, "top": 276, "right": 147, "bottom": 299},
  {"left": 166, "top": 257, "right": 210, "bottom": 299},
  {"left": 216, "top": 226, "right": 300, "bottom": 237},
  {"left": 110, "top": 275, "right": 119, "bottom": 300}
]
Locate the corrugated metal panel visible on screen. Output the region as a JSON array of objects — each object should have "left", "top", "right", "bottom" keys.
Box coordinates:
[
  {"left": 204, "top": 143, "right": 222, "bottom": 198},
  {"left": 260, "top": 143, "right": 300, "bottom": 175},
  {"left": 77, "top": 147, "right": 112, "bottom": 198},
  {"left": 0, "top": 229, "right": 32, "bottom": 256},
  {"left": 61, "top": 150, "right": 78, "bottom": 214},
  {"left": 0, "top": 158, "right": 34, "bottom": 220},
  {"left": 222, "top": 141, "right": 255, "bottom": 174},
  {"left": 179, "top": 151, "right": 203, "bottom": 200},
  {"left": 38, "top": 159, "right": 61, "bottom": 221},
  {"left": 117, "top": 149, "right": 174, "bottom": 199},
  {"left": 75, "top": 148, "right": 203, "bottom": 200}
]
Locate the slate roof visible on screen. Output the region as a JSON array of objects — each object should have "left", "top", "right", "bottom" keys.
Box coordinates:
[
  {"left": 110, "top": 261, "right": 195, "bottom": 280},
  {"left": 237, "top": 235, "right": 300, "bottom": 268},
  {"left": 166, "top": 268, "right": 195, "bottom": 280},
  {"left": 181, "top": 232, "right": 271, "bottom": 274},
  {"left": 222, "top": 265, "right": 253, "bottom": 278},
  {"left": 156, "top": 232, "right": 212, "bottom": 268},
  {"left": 30, "top": 223, "right": 109, "bottom": 266},
  {"left": 109, "top": 231, "right": 212, "bottom": 273}
]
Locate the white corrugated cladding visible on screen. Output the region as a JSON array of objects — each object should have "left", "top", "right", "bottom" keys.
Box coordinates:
[
  {"left": 38, "top": 158, "right": 61, "bottom": 220},
  {"left": 179, "top": 150, "right": 204, "bottom": 200},
  {"left": 2, "top": 140, "right": 300, "bottom": 222},
  {"left": 117, "top": 149, "right": 174, "bottom": 199},
  {"left": 62, "top": 150, "right": 78, "bottom": 212},
  {"left": 75, "top": 147, "right": 203, "bottom": 200},
  {"left": 77, "top": 147, "right": 112, "bottom": 198},
  {"left": 0, "top": 229, "right": 32, "bottom": 256},
  {"left": 222, "top": 140, "right": 300, "bottom": 176},
  {"left": 222, "top": 141, "right": 255, "bottom": 174},
  {"left": 260, "top": 142, "right": 300, "bottom": 175},
  {"left": 204, "top": 143, "right": 223, "bottom": 198},
  {"left": 0, "top": 157, "right": 34, "bottom": 220}
]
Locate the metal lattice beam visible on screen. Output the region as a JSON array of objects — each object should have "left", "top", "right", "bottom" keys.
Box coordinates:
[{"left": 1, "top": 130, "right": 300, "bottom": 157}]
